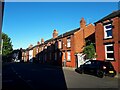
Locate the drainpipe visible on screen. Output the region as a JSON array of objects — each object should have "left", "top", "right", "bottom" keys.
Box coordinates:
[{"left": 82, "top": 28, "right": 85, "bottom": 50}]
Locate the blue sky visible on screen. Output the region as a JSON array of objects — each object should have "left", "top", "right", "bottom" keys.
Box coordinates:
[{"left": 2, "top": 2, "right": 118, "bottom": 50}]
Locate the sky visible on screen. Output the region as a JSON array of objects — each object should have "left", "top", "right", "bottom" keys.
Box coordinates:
[{"left": 2, "top": 2, "right": 118, "bottom": 50}]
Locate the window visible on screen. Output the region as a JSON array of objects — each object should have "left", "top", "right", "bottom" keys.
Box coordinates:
[
  {"left": 41, "top": 47, "right": 43, "bottom": 51},
  {"left": 36, "top": 48, "right": 39, "bottom": 53},
  {"left": 59, "top": 52, "right": 62, "bottom": 58},
  {"left": 104, "top": 23, "right": 113, "bottom": 39},
  {"left": 55, "top": 53, "right": 57, "bottom": 60},
  {"left": 67, "top": 38, "right": 71, "bottom": 47},
  {"left": 67, "top": 51, "right": 71, "bottom": 61},
  {"left": 85, "top": 61, "right": 91, "bottom": 65},
  {"left": 105, "top": 44, "right": 114, "bottom": 60},
  {"left": 45, "top": 46, "right": 47, "bottom": 49},
  {"left": 59, "top": 40, "right": 62, "bottom": 49}
]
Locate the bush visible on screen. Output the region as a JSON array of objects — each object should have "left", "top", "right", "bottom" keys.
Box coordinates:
[{"left": 83, "top": 43, "right": 95, "bottom": 59}]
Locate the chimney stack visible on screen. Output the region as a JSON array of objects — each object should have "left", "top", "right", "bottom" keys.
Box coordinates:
[
  {"left": 53, "top": 29, "right": 58, "bottom": 39},
  {"left": 41, "top": 38, "right": 44, "bottom": 44},
  {"left": 37, "top": 41, "right": 40, "bottom": 45},
  {"left": 80, "top": 18, "right": 86, "bottom": 29},
  {"left": 29, "top": 44, "right": 33, "bottom": 48}
]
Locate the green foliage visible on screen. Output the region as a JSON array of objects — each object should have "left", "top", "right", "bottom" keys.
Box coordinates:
[
  {"left": 2, "top": 32, "right": 13, "bottom": 56},
  {"left": 83, "top": 41, "right": 95, "bottom": 59}
]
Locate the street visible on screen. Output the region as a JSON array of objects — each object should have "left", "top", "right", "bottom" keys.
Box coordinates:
[{"left": 2, "top": 62, "right": 119, "bottom": 90}]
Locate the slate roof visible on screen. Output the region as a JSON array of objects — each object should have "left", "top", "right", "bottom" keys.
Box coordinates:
[
  {"left": 56, "top": 27, "right": 80, "bottom": 39},
  {"left": 95, "top": 10, "right": 120, "bottom": 24},
  {"left": 41, "top": 27, "right": 80, "bottom": 44},
  {"left": 24, "top": 27, "right": 81, "bottom": 51},
  {"left": 44, "top": 38, "right": 54, "bottom": 44}
]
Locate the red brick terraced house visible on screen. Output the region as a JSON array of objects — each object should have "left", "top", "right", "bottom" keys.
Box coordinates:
[
  {"left": 22, "top": 18, "right": 95, "bottom": 68},
  {"left": 22, "top": 44, "right": 34, "bottom": 62},
  {"left": 95, "top": 10, "right": 120, "bottom": 73}
]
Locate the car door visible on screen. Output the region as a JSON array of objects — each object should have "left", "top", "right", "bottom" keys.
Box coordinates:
[
  {"left": 89, "top": 61, "right": 97, "bottom": 73},
  {"left": 83, "top": 61, "right": 92, "bottom": 73}
]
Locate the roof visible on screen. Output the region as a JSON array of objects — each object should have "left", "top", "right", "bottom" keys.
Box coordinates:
[
  {"left": 44, "top": 38, "right": 54, "bottom": 44},
  {"left": 28, "top": 27, "right": 80, "bottom": 50},
  {"left": 23, "top": 27, "right": 81, "bottom": 52},
  {"left": 24, "top": 26, "right": 82, "bottom": 52},
  {"left": 21, "top": 49, "right": 26, "bottom": 52},
  {"left": 40, "top": 27, "right": 80, "bottom": 44},
  {"left": 95, "top": 10, "right": 120, "bottom": 24},
  {"left": 56, "top": 27, "right": 80, "bottom": 39}
]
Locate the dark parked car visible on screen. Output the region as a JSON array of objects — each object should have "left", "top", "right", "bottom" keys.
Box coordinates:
[{"left": 75, "top": 60, "right": 116, "bottom": 78}]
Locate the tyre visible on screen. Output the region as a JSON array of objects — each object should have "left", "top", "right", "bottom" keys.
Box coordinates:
[
  {"left": 79, "top": 68, "right": 84, "bottom": 74},
  {"left": 97, "top": 70, "right": 104, "bottom": 78}
]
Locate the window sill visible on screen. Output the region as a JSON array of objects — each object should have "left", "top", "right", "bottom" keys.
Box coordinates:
[
  {"left": 67, "top": 47, "right": 71, "bottom": 49},
  {"left": 67, "top": 60, "right": 71, "bottom": 62},
  {"left": 105, "top": 59, "right": 115, "bottom": 61},
  {"left": 103, "top": 37, "right": 113, "bottom": 40}
]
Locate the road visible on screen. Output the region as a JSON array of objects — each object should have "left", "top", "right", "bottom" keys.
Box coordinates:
[{"left": 2, "top": 62, "right": 119, "bottom": 90}]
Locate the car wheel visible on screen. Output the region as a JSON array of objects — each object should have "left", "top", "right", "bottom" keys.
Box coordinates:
[
  {"left": 79, "top": 68, "right": 84, "bottom": 74},
  {"left": 97, "top": 70, "right": 104, "bottom": 78}
]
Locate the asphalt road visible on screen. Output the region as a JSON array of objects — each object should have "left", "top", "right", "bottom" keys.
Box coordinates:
[{"left": 2, "top": 62, "right": 119, "bottom": 90}]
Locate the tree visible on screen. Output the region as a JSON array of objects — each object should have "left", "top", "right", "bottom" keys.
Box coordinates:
[
  {"left": 2, "top": 32, "right": 13, "bottom": 59},
  {"left": 83, "top": 40, "right": 96, "bottom": 59}
]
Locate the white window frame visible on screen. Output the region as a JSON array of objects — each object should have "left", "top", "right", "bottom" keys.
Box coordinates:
[
  {"left": 29, "top": 50, "right": 33, "bottom": 60},
  {"left": 105, "top": 44, "right": 114, "bottom": 60},
  {"left": 59, "top": 40, "right": 62, "bottom": 49},
  {"left": 36, "top": 48, "right": 39, "bottom": 53},
  {"left": 45, "top": 46, "right": 47, "bottom": 49},
  {"left": 104, "top": 23, "right": 112, "bottom": 39},
  {"left": 67, "top": 51, "right": 71, "bottom": 61},
  {"left": 67, "top": 38, "right": 71, "bottom": 48}
]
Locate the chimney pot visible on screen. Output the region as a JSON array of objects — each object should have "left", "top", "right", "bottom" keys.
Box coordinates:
[
  {"left": 80, "top": 18, "right": 86, "bottom": 28},
  {"left": 37, "top": 41, "right": 40, "bottom": 45},
  {"left": 53, "top": 29, "right": 58, "bottom": 38},
  {"left": 41, "top": 38, "right": 44, "bottom": 44}
]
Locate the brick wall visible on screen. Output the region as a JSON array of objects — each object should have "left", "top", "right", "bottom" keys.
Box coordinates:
[
  {"left": 84, "top": 24, "right": 95, "bottom": 38},
  {"left": 95, "top": 23, "right": 105, "bottom": 60},
  {"left": 74, "top": 24, "right": 95, "bottom": 53},
  {"left": 95, "top": 17, "right": 120, "bottom": 73},
  {"left": 74, "top": 29, "right": 84, "bottom": 53}
]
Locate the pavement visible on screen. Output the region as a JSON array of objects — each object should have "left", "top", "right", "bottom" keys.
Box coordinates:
[
  {"left": 114, "top": 73, "right": 120, "bottom": 79},
  {"left": 62, "top": 66, "right": 120, "bottom": 79},
  {"left": 62, "top": 66, "right": 75, "bottom": 71}
]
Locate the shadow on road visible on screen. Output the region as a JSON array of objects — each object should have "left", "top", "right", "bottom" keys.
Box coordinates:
[
  {"left": 2, "top": 41, "right": 68, "bottom": 89},
  {"left": 2, "top": 62, "right": 67, "bottom": 90}
]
